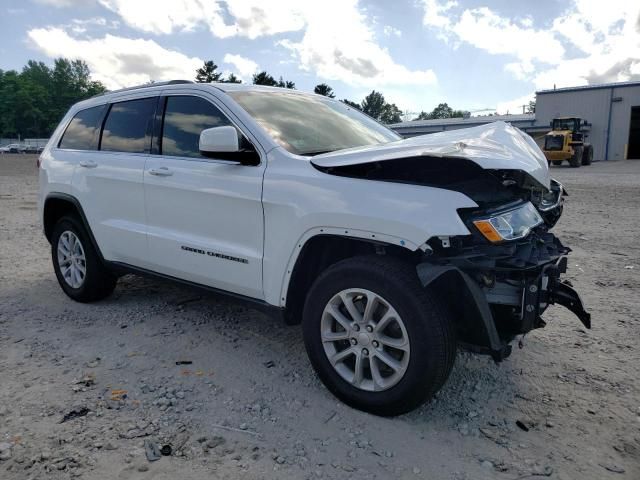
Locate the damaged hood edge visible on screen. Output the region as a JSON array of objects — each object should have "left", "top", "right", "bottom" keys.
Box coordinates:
[{"left": 311, "top": 121, "right": 551, "bottom": 189}]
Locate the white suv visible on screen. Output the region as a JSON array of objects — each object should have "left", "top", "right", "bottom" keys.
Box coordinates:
[{"left": 39, "top": 80, "right": 590, "bottom": 415}]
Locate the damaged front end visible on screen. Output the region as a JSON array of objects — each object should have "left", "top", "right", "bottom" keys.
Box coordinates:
[
  {"left": 314, "top": 154, "right": 590, "bottom": 361},
  {"left": 417, "top": 202, "right": 590, "bottom": 361},
  {"left": 311, "top": 122, "right": 590, "bottom": 361}
]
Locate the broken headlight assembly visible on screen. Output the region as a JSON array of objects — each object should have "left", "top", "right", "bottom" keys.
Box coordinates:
[
  {"left": 536, "top": 179, "right": 564, "bottom": 212},
  {"left": 472, "top": 202, "right": 543, "bottom": 243}
]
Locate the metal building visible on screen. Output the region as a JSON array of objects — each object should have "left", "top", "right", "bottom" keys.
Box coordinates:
[
  {"left": 387, "top": 113, "right": 537, "bottom": 137},
  {"left": 390, "top": 80, "right": 640, "bottom": 160},
  {"left": 536, "top": 81, "right": 640, "bottom": 160}
]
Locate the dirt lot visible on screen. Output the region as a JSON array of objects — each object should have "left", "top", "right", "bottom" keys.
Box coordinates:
[{"left": 0, "top": 154, "right": 638, "bottom": 479}]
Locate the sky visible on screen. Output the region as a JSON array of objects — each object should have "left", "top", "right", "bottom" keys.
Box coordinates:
[{"left": 1, "top": 0, "right": 639, "bottom": 117}]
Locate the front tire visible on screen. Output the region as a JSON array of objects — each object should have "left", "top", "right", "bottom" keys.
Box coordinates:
[
  {"left": 51, "top": 215, "right": 117, "bottom": 302},
  {"left": 302, "top": 255, "right": 456, "bottom": 416}
]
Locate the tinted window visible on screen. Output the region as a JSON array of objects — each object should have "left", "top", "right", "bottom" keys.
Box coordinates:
[
  {"left": 228, "top": 91, "right": 399, "bottom": 155},
  {"left": 59, "top": 105, "right": 105, "bottom": 150},
  {"left": 101, "top": 98, "right": 156, "bottom": 153},
  {"left": 161, "top": 96, "right": 231, "bottom": 158}
]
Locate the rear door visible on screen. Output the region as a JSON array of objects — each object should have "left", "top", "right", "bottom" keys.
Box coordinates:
[
  {"left": 143, "top": 92, "right": 265, "bottom": 299},
  {"left": 71, "top": 95, "right": 157, "bottom": 266}
]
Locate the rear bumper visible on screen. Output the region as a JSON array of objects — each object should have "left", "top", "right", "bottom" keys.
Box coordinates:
[{"left": 417, "top": 232, "right": 591, "bottom": 361}]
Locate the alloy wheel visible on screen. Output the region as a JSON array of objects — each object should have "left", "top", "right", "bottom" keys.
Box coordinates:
[
  {"left": 320, "top": 288, "right": 410, "bottom": 392},
  {"left": 57, "top": 230, "right": 86, "bottom": 289}
]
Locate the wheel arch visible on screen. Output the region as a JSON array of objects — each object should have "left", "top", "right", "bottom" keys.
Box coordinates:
[
  {"left": 416, "top": 264, "right": 511, "bottom": 361},
  {"left": 43, "top": 193, "right": 105, "bottom": 262},
  {"left": 280, "top": 228, "right": 421, "bottom": 325}
]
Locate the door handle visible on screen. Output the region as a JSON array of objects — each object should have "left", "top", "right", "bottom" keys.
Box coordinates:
[
  {"left": 148, "top": 167, "right": 174, "bottom": 177},
  {"left": 79, "top": 160, "right": 97, "bottom": 168}
]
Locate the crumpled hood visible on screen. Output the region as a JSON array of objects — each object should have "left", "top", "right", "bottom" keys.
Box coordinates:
[{"left": 311, "top": 121, "right": 550, "bottom": 189}]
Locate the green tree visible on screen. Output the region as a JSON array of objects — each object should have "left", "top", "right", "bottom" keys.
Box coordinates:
[
  {"left": 252, "top": 71, "right": 278, "bottom": 86},
  {"left": 314, "top": 83, "right": 335, "bottom": 98},
  {"left": 413, "top": 103, "right": 468, "bottom": 121},
  {"left": 360, "top": 91, "right": 401, "bottom": 123},
  {"left": 221, "top": 73, "right": 242, "bottom": 84},
  {"left": 0, "top": 58, "right": 106, "bottom": 138},
  {"left": 276, "top": 77, "right": 295, "bottom": 89},
  {"left": 381, "top": 103, "right": 402, "bottom": 124},
  {"left": 341, "top": 99, "right": 362, "bottom": 110},
  {"left": 429, "top": 103, "right": 454, "bottom": 119},
  {"left": 361, "top": 91, "right": 387, "bottom": 120},
  {"left": 252, "top": 72, "right": 294, "bottom": 88},
  {"left": 0, "top": 70, "right": 21, "bottom": 137},
  {"left": 195, "top": 60, "right": 222, "bottom": 83},
  {"left": 526, "top": 100, "right": 536, "bottom": 113}
]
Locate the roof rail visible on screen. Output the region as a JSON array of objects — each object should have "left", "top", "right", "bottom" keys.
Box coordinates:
[{"left": 92, "top": 79, "right": 195, "bottom": 98}]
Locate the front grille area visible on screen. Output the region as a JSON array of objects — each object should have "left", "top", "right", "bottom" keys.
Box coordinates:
[
  {"left": 545, "top": 135, "right": 564, "bottom": 151},
  {"left": 429, "top": 231, "right": 569, "bottom": 271}
]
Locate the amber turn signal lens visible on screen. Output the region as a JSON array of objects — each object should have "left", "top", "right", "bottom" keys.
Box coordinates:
[{"left": 473, "top": 220, "right": 503, "bottom": 243}]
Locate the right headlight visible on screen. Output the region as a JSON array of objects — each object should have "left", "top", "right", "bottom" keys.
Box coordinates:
[{"left": 472, "top": 202, "right": 543, "bottom": 243}]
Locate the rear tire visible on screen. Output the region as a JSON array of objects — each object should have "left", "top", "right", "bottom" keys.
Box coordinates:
[
  {"left": 569, "top": 146, "right": 583, "bottom": 168},
  {"left": 582, "top": 144, "right": 593, "bottom": 165},
  {"left": 302, "top": 255, "right": 456, "bottom": 416},
  {"left": 51, "top": 215, "right": 117, "bottom": 302}
]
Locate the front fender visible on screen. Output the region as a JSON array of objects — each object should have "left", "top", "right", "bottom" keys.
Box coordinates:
[
  {"left": 278, "top": 227, "right": 418, "bottom": 307},
  {"left": 261, "top": 149, "right": 478, "bottom": 306}
]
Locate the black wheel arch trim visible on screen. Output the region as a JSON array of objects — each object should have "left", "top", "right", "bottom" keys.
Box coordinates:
[
  {"left": 416, "top": 263, "right": 511, "bottom": 362},
  {"left": 44, "top": 192, "right": 106, "bottom": 264}
]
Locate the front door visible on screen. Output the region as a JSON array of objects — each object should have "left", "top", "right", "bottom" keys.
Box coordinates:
[{"left": 143, "top": 93, "right": 265, "bottom": 299}]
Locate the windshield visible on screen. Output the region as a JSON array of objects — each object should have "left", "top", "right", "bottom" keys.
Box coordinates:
[
  {"left": 553, "top": 118, "right": 579, "bottom": 131},
  {"left": 228, "top": 90, "right": 400, "bottom": 155}
]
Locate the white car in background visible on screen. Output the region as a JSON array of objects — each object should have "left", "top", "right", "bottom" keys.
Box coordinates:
[
  {"left": 38, "top": 80, "right": 590, "bottom": 415},
  {"left": 0, "top": 143, "right": 26, "bottom": 153}
]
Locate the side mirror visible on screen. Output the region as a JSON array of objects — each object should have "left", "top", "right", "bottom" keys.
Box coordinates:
[
  {"left": 199, "top": 126, "right": 260, "bottom": 166},
  {"left": 199, "top": 126, "right": 240, "bottom": 154}
]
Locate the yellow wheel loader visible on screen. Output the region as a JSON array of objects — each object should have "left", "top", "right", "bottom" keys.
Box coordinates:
[{"left": 543, "top": 117, "right": 593, "bottom": 168}]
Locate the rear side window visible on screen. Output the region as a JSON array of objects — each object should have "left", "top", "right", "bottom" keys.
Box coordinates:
[
  {"left": 161, "top": 96, "right": 231, "bottom": 158},
  {"left": 101, "top": 97, "right": 156, "bottom": 153},
  {"left": 59, "top": 105, "right": 105, "bottom": 150}
]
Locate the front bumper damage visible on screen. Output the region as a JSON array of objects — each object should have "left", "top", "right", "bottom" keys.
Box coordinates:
[{"left": 417, "top": 231, "right": 591, "bottom": 361}]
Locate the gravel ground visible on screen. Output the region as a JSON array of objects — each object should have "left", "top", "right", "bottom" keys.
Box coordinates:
[{"left": 0, "top": 154, "right": 638, "bottom": 479}]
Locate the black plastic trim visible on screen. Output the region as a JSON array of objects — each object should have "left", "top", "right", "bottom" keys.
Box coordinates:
[
  {"left": 416, "top": 263, "right": 507, "bottom": 361},
  {"left": 550, "top": 281, "right": 591, "bottom": 329},
  {"left": 44, "top": 193, "right": 106, "bottom": 263}
]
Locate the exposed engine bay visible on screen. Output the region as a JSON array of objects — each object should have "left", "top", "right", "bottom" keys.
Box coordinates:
[{"left": 313, "top": 155, "right": 565, "bottom": 227}]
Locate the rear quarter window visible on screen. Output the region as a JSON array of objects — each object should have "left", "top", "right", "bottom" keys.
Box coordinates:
[{"left": 58, "top": 105, "right": 106, "bottom": 150}]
